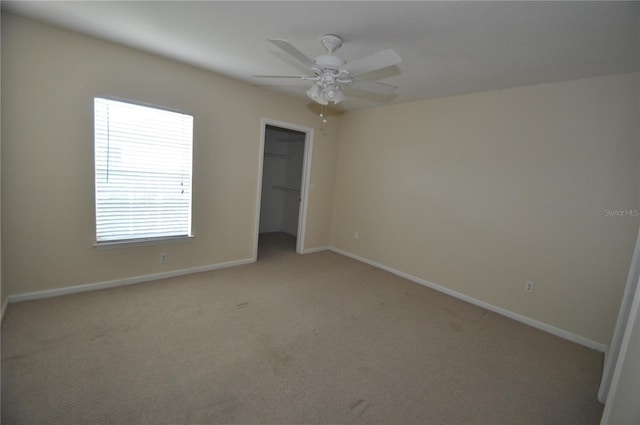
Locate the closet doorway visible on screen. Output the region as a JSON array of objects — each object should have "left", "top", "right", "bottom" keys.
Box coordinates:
[{"left": 255, "top": 119, "right": 313, "bottom": 257}]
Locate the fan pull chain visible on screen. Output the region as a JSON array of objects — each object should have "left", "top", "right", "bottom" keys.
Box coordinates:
[{"left": 320, "top": 105, "right": 328, "bottom": 123}]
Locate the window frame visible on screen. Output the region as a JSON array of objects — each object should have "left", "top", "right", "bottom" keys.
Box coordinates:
[{"left": 93, "top": 95, "right": 195, "bottom": 250}]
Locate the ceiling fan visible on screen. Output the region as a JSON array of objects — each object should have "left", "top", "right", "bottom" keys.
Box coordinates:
[{"left": 254, "top": 34, "right": 402, "bottom": 106}]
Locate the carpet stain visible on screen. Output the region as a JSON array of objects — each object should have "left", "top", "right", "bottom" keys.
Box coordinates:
[
  {"left": 349, "top": 399, "right": 370, "bottom": 416},
  {"left": 444, "top": 307, "right": 459, "bottom": 317},
  {"left": 450, "top": 321, "right": 463, "bottom": 332},
  {"left": 90, "top": 334, "right": 107, "bottom": 343},
  {"left": 4, "top": 351, "right": 37, "bottom": 362},
  {"left": 188, "top": 395, "right": 238, "bottom": 423},
  {"left": 272, "top": 352, "right": 292, "bottom": 375},
  {"left": 211, "top": 395, "right": 238, "bottom": 414}
]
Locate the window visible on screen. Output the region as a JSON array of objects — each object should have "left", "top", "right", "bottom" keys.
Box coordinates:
[{"left": 94, "top": 97, "right": 194, "bottom": 246}]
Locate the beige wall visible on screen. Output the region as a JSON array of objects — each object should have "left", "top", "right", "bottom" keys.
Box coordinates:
[
  {"left": 1, "top": 14, "right": 338, "bottom": 296},
  {"left": 331, "top": 73, "right": 640, "bottom": 345}
]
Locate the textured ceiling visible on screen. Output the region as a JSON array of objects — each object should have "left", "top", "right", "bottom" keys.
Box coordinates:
[{"left": 3, "top": 1, "right": 639, "bottom": 110}]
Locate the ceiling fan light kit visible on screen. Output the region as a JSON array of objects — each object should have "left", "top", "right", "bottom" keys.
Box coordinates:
[{"left": 256, "top": 34, "right": 402, "bottom": 113}]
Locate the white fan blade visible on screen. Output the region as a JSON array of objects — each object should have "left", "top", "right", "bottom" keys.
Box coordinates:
[
  {"left": 252, "top": 75, "right": 316, "bottom": 87},
  {"left": 342, "top": 48, "right": 402, "bottom": 77},
  {"left": 347, "top": 78, "right": 398, "bottom": 95},
  {"left": 268, "top": 39, "right": 315, "bottom": 68},
  {"left": 253, "top": 75, "right": 311, "bottom": 79}
]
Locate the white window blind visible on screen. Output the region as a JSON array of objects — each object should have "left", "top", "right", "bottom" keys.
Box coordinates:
[{"left": 94, "top": 97, "right": 194, "bottom": 244}]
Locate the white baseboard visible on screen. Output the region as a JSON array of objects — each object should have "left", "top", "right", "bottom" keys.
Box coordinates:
[
  {"left": 8, "top": 257, "right": 256, "bottom": 304},
  {"left": 329, "top": 247, "right": 607, "bottom": 353},
  {"left": 302, "top": 246, "right": 330, "bottom": 254},
  {"left": 4, "top": 247, "right": 607, "bottom": 353}
]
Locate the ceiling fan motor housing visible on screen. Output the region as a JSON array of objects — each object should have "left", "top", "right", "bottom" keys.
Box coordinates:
[{"left": 314, "top": 54, "right": 346, "bottom": 70}]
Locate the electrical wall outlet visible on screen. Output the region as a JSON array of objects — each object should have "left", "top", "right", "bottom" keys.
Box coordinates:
[
  {"left": 353, "top": 231, "right": 359, "bottom": 240},
  {"left": 160, "top": 253, "right": 168, "bottom": 263},
  {"left": 524, "top": 281, "right": 534, "bottom": 293}
]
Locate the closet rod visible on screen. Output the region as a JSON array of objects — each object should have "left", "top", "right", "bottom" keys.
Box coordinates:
[
  {"left": 272, "top": 185, "right": 300, "bottom": 194},
  {"left": 264, "top": 152, "right": 289, "bottom": 159}
]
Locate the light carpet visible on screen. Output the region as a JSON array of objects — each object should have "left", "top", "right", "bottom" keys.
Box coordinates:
[{"left": 1, "top": 232, "right": 604, "bottom": 424}]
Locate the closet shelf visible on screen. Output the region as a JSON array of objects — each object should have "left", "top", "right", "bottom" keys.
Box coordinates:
[
  {"left": 272, "top": 185, "right": 301, "bottom": 194},
  {"left": 264, "top": 153, "right": 290, "bottom": 159}
]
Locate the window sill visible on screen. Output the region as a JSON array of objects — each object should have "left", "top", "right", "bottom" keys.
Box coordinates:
[{"left": 94, "top": 235, "right": 194, "bottom": 250}]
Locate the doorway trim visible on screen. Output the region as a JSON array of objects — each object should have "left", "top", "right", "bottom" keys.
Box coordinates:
[{"left": 254, "top": 118, "right": 314, "bottom": 258}]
